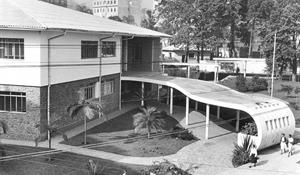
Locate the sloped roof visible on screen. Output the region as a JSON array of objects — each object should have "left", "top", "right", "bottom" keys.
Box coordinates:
[{"left": 0, "top": 0, "right": 170, "bottom": 37}]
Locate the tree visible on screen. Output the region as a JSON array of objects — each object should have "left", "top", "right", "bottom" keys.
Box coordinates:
[
  {"left": 258, "top": 0, "right": 300, "bottom": 81},
  {"left": 133, "top": 106, "right": 165, "bottom": 139},
  {"left": 108, "top": 16, "right": 123, "bottom": 22},
  {"left": 75, "top": 4, "right": 93, "bottom": 14},
  {"left": 67, "top": 92, "right": 104, "bottom": 144},
  {"left": 141, "top": 10, "right": 157, "bottom": 30}
]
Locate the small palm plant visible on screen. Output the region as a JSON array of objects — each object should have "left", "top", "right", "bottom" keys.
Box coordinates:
[
  {"left": 67, "top": 92, "right": 104, "bottom": 145},
  {"left": 133, "top": 106, "right": 165, "bottom": 139},
  {"left": 232, "top": 136, "right": 253, "bottom": 167},
  {"left": 0, "top": 120, "right": 8, "bottom": 158}
]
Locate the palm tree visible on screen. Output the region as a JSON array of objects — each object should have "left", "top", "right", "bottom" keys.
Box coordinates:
[
  {"left": 67, "top": 99, "right": 104, "bottom": 145},
  {"left": 133, "top": 106, "right": 165, "bottom": 139}
]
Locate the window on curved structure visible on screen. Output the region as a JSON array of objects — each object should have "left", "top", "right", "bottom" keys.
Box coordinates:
[
  {"left": 270, "top": 120, "right": 273, "bottom": 130},
  {"left": 265, "top": 121, "right": 269, "bottom": 131},
  {"left": 274, "top": 119, "right": 278, "bottom": 129},
  {"left": 278, "top": 118, "right": 282, "bottom": 128},
  {"left": 282, "top": 117, "right": 286, "bottom": 127},
  {"left": 286, "top": 116, "right": 289, "bottom": 126}
]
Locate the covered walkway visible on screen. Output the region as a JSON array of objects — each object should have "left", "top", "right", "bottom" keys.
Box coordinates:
[{"left": 121, "top": 71, "right": 295, "bottom": 150}]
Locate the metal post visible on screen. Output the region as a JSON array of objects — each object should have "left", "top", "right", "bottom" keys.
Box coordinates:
[
  {"left": 157, "top": 85, "right": 160, "bottom": 102},
  {"left": 166, "top": 87, "right": 169, "bottom": 105},
  {"left": 170, "top": 88, "right": 173, "bottom": 114},
  {"left": 195, "top": 101, "right": 198, "bottom": 111},
  {"left": 236, "top": 110, "right": 240, "bottom": 132},
  {"left": 271, "top": 31, "right": 277, "bottom": 98},
  {"left": 243, "top": 60, "right": 247, "bottom": 78},
  {"left": 141, "top": 82, "right": 144, "bottom": 106},
  {"left": 217, "top": 106, "right": 220, "bottom": 120},
  {"left": 185, "top": 97, "right": 189, "bottom": 126},
  {"left": 187, "top": 66, "right": 190, "bottom": 78},
  {"left": 205, "top": 104, "right": 210, "bottom": 140}
]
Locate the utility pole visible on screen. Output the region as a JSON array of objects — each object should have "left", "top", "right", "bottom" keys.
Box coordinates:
[{"left": 271, "top": 30, "right": 277, "bottom": 98}]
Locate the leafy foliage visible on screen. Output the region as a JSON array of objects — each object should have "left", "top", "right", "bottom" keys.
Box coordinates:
[
  {"left": 75, "top": 4, "right": 93, "bottom": 14},
  {"left": 236, "top": 75, "right": 248, "bottom": 92},
  {"left": 171, "top": 126, "right": 196, "bottom": 141},
  {"left": 133, "top": 106, "right": 165, "bottom": 139},
  {"left": 241, "top": 122, "right": 257, "bottom": 136},
  {"left": 232, "top": 136, "right": 252, "bottom": 167},
  {"left": 278, "top": 84, "right": 294, "bottom": 96},
  {"left": 0, "top": 120, "right": 8, "bottom": 158},
  {"left": 141, "top": 160, "right": 193, "bottom": 175},
  {"left": 234, "top": 75, "right": 268, "bottom": 92}
]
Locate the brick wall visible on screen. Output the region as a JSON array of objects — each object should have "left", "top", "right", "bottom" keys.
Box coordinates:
[
  {"left": 0, "top": 73, "right": 120, "bottom": 140},
  {"left": 0, "top": 85, "right": 41, "bottom": 140}
]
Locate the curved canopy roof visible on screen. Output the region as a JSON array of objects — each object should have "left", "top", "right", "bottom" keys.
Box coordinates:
[
  {"left": 0, "top": 0, "right": 170, "bottom": 37},
  {"left": 121, "top": 72, "right": 289, "bottom": 117}
]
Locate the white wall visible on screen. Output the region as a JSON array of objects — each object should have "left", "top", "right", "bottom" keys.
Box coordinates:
[
  {"left": 0, "top": 30, "right": 42, "bottom": 86},
  {"left": 0, "top": 30, "right": 121, "bottom": 87}
]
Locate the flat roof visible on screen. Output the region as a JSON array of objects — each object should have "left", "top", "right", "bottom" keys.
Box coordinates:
[{"left": 0, "top": 0, "right": 170, "bottom": 38}]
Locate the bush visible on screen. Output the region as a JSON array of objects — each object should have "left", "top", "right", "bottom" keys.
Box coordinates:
[
  {"left": 141, "top": 160, "right": 193, "bottom": 175},
  {"left": 235, "top": 75, "right": 248, "bottom": 92},
  {"left": 232, "top": 136, "right": 252, "bottom": 167},
  {"left": 241, "top": 122, "right": 258, "bottom": 136},
  {"left": 251, "top": 75, "right": 268, "bottom": 92},
  {"left": 171, "top": 126, "right": 196, "bottom": 141}
]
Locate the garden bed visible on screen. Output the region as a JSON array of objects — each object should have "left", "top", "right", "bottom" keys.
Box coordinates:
[{"left": 62, "top": 108, "right": 197, "bottom": 157}]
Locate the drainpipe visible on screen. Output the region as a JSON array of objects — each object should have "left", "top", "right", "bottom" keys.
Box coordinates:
[
  {"left": 99, "top": 33, "right": 116, "bottom": 112},
  {"left": 47, "top": 31, "right": 67, "bottom": 149}
]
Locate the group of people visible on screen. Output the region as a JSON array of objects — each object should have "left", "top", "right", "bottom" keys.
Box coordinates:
[
  {"left": 249, "top": 133, "right": 294, "bottom": 168},
  {"left": 280, "top": 133, "right": 294, "bottom": 157}
]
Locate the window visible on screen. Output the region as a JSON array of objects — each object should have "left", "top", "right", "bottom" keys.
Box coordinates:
[
  {"left": 0, "top": 91, "right": 26, "bottom": 112},
  {"left": 0, "top": 38, "right": 24, "bottom": 60},
  {"left": 82, "top": 84, "right": 96, "bottom": 100},
  {"left": 278, "top": 118, "right": 282, "bottom": 128},
  {"left": 265, "top": 121, "right": 269, "bottom": 131},
  {"left": 282, "top": 117, "right": 286, "bottom": 127},
  {"left": 101, "top": 41, "right": 116, "bottom": 57},
  {"left": 81, "top": 41, "right": 98, "bottom": 59},
  {"left": 270, "top": 120, "right": 273, "bottom": 130},
  {"left": 101, "top": 80, "right": 114, "bottom": 96}
]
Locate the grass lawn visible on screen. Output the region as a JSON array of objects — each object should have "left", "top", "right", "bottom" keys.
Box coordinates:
[
  {"left": 0, "top": 145, "right": 148, "bottom": 175},
  {"left": 62, "top": 108, "right": 197, "bottom": 157}
]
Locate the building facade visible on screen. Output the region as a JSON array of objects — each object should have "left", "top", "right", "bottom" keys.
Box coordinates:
[
  {"left": 0, "top": 0, "right": 167, "bottom": 140},
  {"left": 92, "top": 0, "right": 154, "bottom": 26}
]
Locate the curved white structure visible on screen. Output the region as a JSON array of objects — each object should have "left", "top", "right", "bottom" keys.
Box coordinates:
[{"left": 122, "top": 72, "right": 295, "bottom": 150}]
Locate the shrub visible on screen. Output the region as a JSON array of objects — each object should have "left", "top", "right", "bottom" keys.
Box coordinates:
[
  {"left": 141, "top": 160, "right": 193, "bottom": 175},
  {"left": 241, "top": 122, "right": 258, "bottom": 136},
  {"left": 171, "top": 126, "right": 196, "bottom": 141},
  {"left": 251, "top": 75, "right": 268, "bottom": 92},
  {"left": 235, "top": 75, "right": 247, "bottom": 92},
  {"left": 232, "top": 136, "right": 252, "bottom": 168},
  {"left": 278, "top": 84, "right": 294, "bottom": 96}
]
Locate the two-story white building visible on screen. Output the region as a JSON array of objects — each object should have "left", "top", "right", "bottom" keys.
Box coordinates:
[{"left": 0, "top": 0, "right": 168, "bottom": 140}]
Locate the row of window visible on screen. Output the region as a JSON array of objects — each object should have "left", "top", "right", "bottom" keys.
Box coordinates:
[
  {"left": 94, "top": 0, "right": 117, "bottom": 6},
  {"left": 94, "top": 7, "right": 117, "bottom": 13},
  {"left": 81, "top": 41, "right": 116, "bottom": 59},
  {"left": 0, "top": 38, "right": 24, "bottom": 60},
  {"left": 0, "top": 91, "right": 26, "bottom": 112},
  {"left": 0, "top": 38, "right": 116, "bottom": 60},
  {"left": 82, "top": 80, "right": 115, "bottom": 100},
  {"left": 265, "top": 116, "right": 290, "bottom": 131}
]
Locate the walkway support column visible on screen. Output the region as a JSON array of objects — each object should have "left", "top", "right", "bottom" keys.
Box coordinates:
[
  {"left": 217, "top": 106, "right": 220, "bottom": 120},
  {"left": 170, "top": 88, "right": 173, "bottom": 115},
  {"left": 187, "top": 66, "right": 190, "bottom": 78},
  {"left": 236, "top": 110, "right": 240, "bottom": 132},
  {"left": 205, "top": 104, "right": 210, "bottom": 140},
  {"left": 195, "top": 102, "right": 198, "bottom": 111},
  {"left": 157, "top": 84, "right": 160, "bottom": 102},
  {"left": 185, "top": 97, "right": 189, "bottom": 126},
  {"left": 244, "top": 60, "right": 247, "bottom": 78},
  {"left": 141, "top": 82, "right": 144, "bottom": 106},
  {"left": 166, "top": 87, "right": 169, "bottom": 105}
]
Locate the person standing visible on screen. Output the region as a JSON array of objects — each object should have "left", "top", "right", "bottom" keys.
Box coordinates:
[
  {"left": 288, "top": 134, "right": 294, "bottom": 157},
  {"left": 249, "top": 144, "right": 258, "bottom": 168},
  {"left": 280, "top": 133, "right": 287, "bottom": 154}
]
